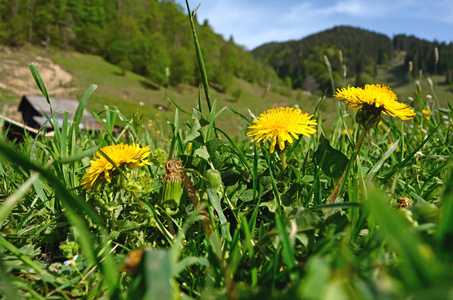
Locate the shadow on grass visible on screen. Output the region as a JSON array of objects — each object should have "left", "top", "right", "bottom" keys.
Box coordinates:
[
  {"left": 388, "top": 64, "right": 408, "bottom": 87},
  {"left": 139, "top": 80, "right": 161, "bottom": 90}
]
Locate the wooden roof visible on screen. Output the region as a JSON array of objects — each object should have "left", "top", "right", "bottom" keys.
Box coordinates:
[{"left": 18, "top": 94, "right": 99, "bottom": 129}]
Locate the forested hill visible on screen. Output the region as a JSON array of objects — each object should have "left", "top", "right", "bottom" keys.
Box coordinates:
[
  {"left": 0, "top": 0, "right": 278, "bottom": 92},
  {"left": 252, "top": 26, "right": 453, "bottom": 93},
  {"left": 252, "top": 26, "right": 395, "bottom": 92},
  {"left": 394, "top": 34, "right": 453, "bottom": 82}
]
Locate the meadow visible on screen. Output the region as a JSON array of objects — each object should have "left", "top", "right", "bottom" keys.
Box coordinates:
[{"left": 1, "top": 4, "right": 453, "bottom": 300}]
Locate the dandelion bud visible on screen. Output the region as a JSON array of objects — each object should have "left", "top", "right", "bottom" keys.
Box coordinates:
[
  {"left": 324, "top": 55, "right": 332, "bottom": 73},
  {"left": 204, "top": 169, "right": 223, "bottom": 193},
  {"left": 427, "top": 77, "right": 434, "bottom": 89},
  {"left": 355, "top": 104, "right": 381, "bottom": 129},
  {"left": 408, "top": 61, "right": 413, "bottom": 73},
  {"left": 434, "top": 47, "right": 439, "bottom": 65},
  {"left": 415, "top": 80, "right": 422, "bottom": 93},
  {"left": 160, "top": 159, "right": 183, "bottom": 215}
]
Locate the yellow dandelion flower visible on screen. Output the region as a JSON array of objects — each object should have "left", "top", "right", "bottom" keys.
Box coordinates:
[
  {"left": 247, "top": 107, "right": 317, "bottom": 153},
  {"left": 342, "top": 129, "right": 353, "bottom": 136},
  {"left": 335, "top": 84, "right": 416, "bottom": 121},
  {"left": 425, "top": 116, "right": 430, "bottom": 121},
  {"left": 81, "top": 143, "right": 151, "bottom": 190},
  {"left": 422, "top": 109, "right": 431, "bottom": 115}
]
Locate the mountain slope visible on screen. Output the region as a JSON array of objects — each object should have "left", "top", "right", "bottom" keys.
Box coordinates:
[{"left": 252, "top": 26, "right": 395, "bottom": 92}]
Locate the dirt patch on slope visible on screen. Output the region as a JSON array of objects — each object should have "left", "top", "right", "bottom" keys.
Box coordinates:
[{"left": 0, "top": 47, "right": 75, "bottom": 98}]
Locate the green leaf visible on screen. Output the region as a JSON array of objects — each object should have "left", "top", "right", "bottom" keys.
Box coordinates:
[
  {"left": 193, "top": 146, "right": 210, "bottom": 160},
  {"left": 436, "top": 163, "right": 453, "bottom": 257},
  {"left": 72, "top": 84, "right": 97, "bottom": 137},
  {"left": 365, "top": 139, "right": 399, "bottom": 183},
  {"left": 206, "top": 187, "right": 231, "bottom": 241},
  {"left": 298, "top": 257, "right": 330, "bottom": 299},
  {"left": 29, "top": 63, "right": 51, "bottom": 113},
  {"left": 206, "top": 138, "right": 227, "bottom": 156},
  {"left": 314, "top": 136, "right": 349, "bottom": 180},
  {"left": 366, "top": 189, "right": 441, "bottom": 288},
  {"left": 276, "top": 214, "right": 296, "bottom": 269},
  {"left": 174, "top": 256, "right": 209, "bottom": 275},
  {"left": 56, "top": 146, "right": 99, "bottom": 164},
  {"left": 129, "top": 249, "right": 175, "bottom": 300},
  {"left": 382, "top": 125, "right": 439, "bottom": 182}
]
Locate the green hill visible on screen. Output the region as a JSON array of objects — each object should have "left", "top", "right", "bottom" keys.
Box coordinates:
[
  {"left": 252, "top": 26, "right": 453, "bottom": 106},
  {"left": 0, "top": 0, "right": 281, "bottom": 93},
  {"left": 0, "top": 46, "right": 319, "bottom": 136}
]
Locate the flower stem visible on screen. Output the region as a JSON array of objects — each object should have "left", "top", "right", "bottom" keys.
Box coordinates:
[
  {"left": 280, "top": 150, "right": 287, "bottom": 173},
  {"left": 327, "top": 126, "right": 370, "bottom": 204}
]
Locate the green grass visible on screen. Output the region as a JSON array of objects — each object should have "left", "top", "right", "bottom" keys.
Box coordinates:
[{"left": 1, "top": 76, "right": 452, "bottom": 299}]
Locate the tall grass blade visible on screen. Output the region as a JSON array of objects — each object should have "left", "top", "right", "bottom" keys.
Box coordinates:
[
  {"left": 366, "top": 189, "right": 441, "bottom": 288},
  {"left": 365, "top": 139, "right": 399, "bottom": 183},
  {"left": 184, "top": 1, "right": 212, "bottom": 112},
  {"left": 436, "top": 162, "right": 453, "bottom": 257},
  {"left": 29, "top": 63, "right": 52, "bottom": 114}
]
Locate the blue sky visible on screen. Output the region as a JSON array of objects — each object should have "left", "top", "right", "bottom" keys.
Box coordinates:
[{"left": 176, "top": 0, "right": 453, "bottom": 50}]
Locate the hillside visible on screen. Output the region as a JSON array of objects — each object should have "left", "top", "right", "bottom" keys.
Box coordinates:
[
  {"left": 0, "top": 0, "right": 282, "bottom": 93},
  {"left": 0, "top": 45, "right": 320, "bottom": 136},
  {"left": 252, "top": 26, "right": 453, "bottom": 105},
  {"left": 253, "top": 26, "right": 394, "bottom": 92}
]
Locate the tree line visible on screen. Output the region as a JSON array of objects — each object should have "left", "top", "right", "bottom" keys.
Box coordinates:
[
  {"left": 0, "top": 0, "right": 281, "bottom": 92},
  {"left": 394, "top": 34, "right": 453, "bottom": 83}
]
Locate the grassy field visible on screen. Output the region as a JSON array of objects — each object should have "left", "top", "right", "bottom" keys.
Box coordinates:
[{"left": 1, "top": 15, "right": 453, "bottom": 300}]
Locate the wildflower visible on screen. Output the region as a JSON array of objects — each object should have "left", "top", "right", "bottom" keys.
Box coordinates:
[
  {"left": 414, "top": 151, "right": 425, "bottom": 161},
  {"left": 64, "top": 255, "right": 78, "bottom": 267},
  {"left": 81, "top": 143, "right": 151, "bottom": 190},
  {"left": 156, "top": 130, "right": 161, "bottom": 135},
  {"left": 247, "top": 107, "right": 317, "bottom": 153},
  {"left": 422, "top": 109, "right": 431, "bottom": 115},
  {"left": 342, "top": 128, "right": 353, "bottom": 136},
  {"left": 335, "top": 84, "right": 415, "bottom": 128},
  {"left": 425, "top": 117, "right": 430, "bottom": 121},
  {"left": 328, "top": 84, "right": 414, "bottom": 205}
]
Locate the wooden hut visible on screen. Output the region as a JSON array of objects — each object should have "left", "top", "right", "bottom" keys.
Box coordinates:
[{"left": 18, "top": 94, "right": 99, "bottom": 130}]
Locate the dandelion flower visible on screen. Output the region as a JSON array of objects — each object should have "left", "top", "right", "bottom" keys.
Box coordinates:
[
  {"left": 335, "top": 84, "right": 416, "bottom": 122},
  {"left": 82, "top": 143, "right": 151, "bottom": 190},
  {"left": 247, "top": 107, "right": 317, "bottom": 153},
  {"left": 422, "top": 109, "right": 431, "bottom": 115}
]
